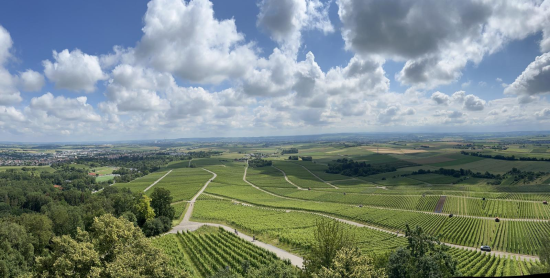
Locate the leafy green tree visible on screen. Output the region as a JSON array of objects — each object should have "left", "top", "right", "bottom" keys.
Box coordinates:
[
  {"left": 35, "top": 234, "right": 102, "bottom": 278},
  {"left": 15, "top": 213, "right": 53, "bottom": 255},
  {"left": 42, "top": 203, "right": 84, "bottom": 237},
  {"left": 150, "top": 187, "right": 175, "bottom": 219},
  {"left": 386, "top": 225, "right": 459, "bottom": 278},
  {"left": 246, "top": 261, "right": 299, "bottom": 278},
  {"left": 304, "top": 219, "right": 355, "bottom": 275},
  {"left": 36, "top": 214, "right": 184, "bottom": 278},
  {"left": 133, "top": 194, "right": 155, "bottom": 226},
  {"left": 314, "top": 247, "right": 386, "bottom": 278},
  {"left": 0, "top": 221, "right": 35, "bottom": 278}
]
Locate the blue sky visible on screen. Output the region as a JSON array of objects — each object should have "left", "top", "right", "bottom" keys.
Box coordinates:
[{"left": 0, "top": 0, "right": 550, "bottom": 141}]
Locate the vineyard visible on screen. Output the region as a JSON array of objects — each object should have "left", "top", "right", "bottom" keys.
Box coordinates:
[
  {"left": 176, "top": 227, "right": 280, "bottom": 277},
  {"left": 449, "top": 248, "right": 541, "bottom": 276},
  {"left": 112, "top": 170, "right": 170, "bottom": 192},
  {"left": 149, "top": 145, "right": 550, "bottom": 277},
  {"left": 146, "top": 168, "right": 213, "bottom": 202},
  {"left": 272, "top": 161, "right": 332, "bottom": 188}
]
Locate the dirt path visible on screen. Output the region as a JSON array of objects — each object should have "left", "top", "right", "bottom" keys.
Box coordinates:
[
  {"left": 168, "top": 167, "right": 304, "bottom": 268},
  {"left": 188, "top": 158, "right": 192, "bottom": 167},
  {"left": 272, "top": 166, "right": 306, "bottom": 190},
  {"left": 435, "top": 196, "right": 446, "bottom": 213},
  {"left": 292, "top": 163, "right": 339, "bottom": 189},
  {"left": 143, "top": 170, "right": 173, "bottom": 192}
]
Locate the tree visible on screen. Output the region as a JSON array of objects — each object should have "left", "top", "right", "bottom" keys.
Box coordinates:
[
  {"left": 0, "top": 221, "right": 35, "bottom": 278},
  {"left": 386, "top": 225, "right": 459, "bottom": 278},
  {"left": 314, "top": 247, "right": 386, "bottom": 278},
  {"left": 36, "top": 214, "right": 185, "bottom": 278},
  {"left": 134, "top": 194, "right": 155, "bottom": 226},
  {"left": 15, "top": 213, "right": 54, "bottom": 255},
  {"left": 150, "top": 187, "right": 175, "bottom": 219},
  {"left": 245, "top": 261, "right": 299, "bottom": 278},
  {"left": 304, "top": 219, "right": 355, "bottom": 275}
]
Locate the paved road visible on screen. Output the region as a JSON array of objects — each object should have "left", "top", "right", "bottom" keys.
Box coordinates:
[
  {"left": 272, "top": 166, "right": 306, "bottom": 190},
  {"left": 168, "top": 167, "right": 305, "bottom": 268},
  {"left": 143, "top": 170, "right": 173, "bottom": 192}
]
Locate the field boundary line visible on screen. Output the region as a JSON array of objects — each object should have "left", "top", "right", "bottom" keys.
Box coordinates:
[
  {"left": 241, "top": 168, "right": 550, "bottom": 222},
  {"left": 272, "top": 166, "right": 307, "bottom": 190},
  {"left": 198, "top": 191, "right": 540, "bottom": 262},
  {"left": 143, "top": 170, "right": 173, "bottom": 192},
  {"left": 290, "top": 162, "right": 339, "bottom": 189},
  {"left": 168, "top": 168, "right": 304, "bottom": 268}
]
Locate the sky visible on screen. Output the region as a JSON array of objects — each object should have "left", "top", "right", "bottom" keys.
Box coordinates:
[{"left": 1, "top": 0, "right": 550, "bottom": 142}]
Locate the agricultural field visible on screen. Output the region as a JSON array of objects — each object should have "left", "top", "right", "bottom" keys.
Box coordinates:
[
  {"left": 54, "top": 137, "right": 550, "bottom": 277},
  {"left": 146, "top": 168, "right": 213, "bottom": 202},
  {"left": 112, "top": 170, "right": 170, "bottom": 192},
  {"left": 154, "top": 226, "right": 285, "bottom": 277}
]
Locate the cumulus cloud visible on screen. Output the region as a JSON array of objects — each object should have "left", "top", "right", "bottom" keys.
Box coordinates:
[
  {"left": 135, "top": 0, "right": 257, "bottom": 84},
  {"left": 29, "top": 93, "right": 101, "bottom": 122},
  {"left": 43, "top": 49, "right": 108, "bottom": 93},
  {"left": 463, "top": 94, "right": 486, "bottom": 111},
  {"left": 378, "top": 106, "right": 400, "bottom": 124},
  {"left": 0, "top": 26, "right": 22, "bottom": 105},
  {"left": 18, "top": 70, "right": 45, "bottom": 92},
  {"left": 257, "top": 0, "right": 333, "bottom": 54},
  {"left": 338, "top": 0, "right": 550, "bottom": 89},
  {"left": 431, "top": 91, "right": 450, "bottom": 105},
  {"left": 536, "top": 108, "right": 550, "bottom": 119},
  {"left": 505, "top": 52, "right": 550, "bottom": 96}
]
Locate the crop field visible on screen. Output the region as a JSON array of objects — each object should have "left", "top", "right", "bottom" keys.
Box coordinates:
[
  {"left": 271, "top": 161, "right": 331, "bottom": 188},
  {"left": 146, "top": 168, "right": 212, "bottom": 202},
  {"left": 192, "top": 198, "right": 407, "bottom": 254},
  {"left": 136, "top": 139, "right": 550, "bottom": 277},
  {"left": 113, "top": 170, "right": 169, "bottom": 192},
  {"left": 448, "top": 248, "right": 541, "bottom": 276},
  {"left": 175, "top": 227, "right": 281, "bottom": 277},
  {"left": 442, "top": 196, "right": 550, "bottom": 219}
]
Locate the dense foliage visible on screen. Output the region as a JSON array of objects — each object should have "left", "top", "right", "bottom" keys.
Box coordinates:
[
  {"left": 387, "top": 225, "right": 459, "bottom": 278},
  {"left": 326, "top": 158, "right": 397, "bottom": 176},
  {"left": 248, "top": 159, "right": 272, "bottom": 168},
  {"left": 281, "top": 148, "right": 298, "bottom": 155}
]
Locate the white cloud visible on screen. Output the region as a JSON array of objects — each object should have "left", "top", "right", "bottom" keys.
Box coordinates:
[
  {"left": 463, "top": 94, "right": 486, "bottom": 111},
  {"left": 135, "top": 0, "right": 257, "bottom": 84},
  {"left": 461, "top": 81, "right": 471, "bottom": 88},
  {"left": 43, "top": 49, "right": 108, "bottom": 93},
  {"left": 257, "top": 0, "right": 333, "bottom": 55},
  {"left": 536, "top": 108, "right": 550, "bottom": 119},
  {"left": 0, "top": 26, "right": 22, "bottom": 105},
  {"left": 338, "top": 0, "right": 550, "bottom": 89},
  {"left": 28, "top": 93, "right": 101, "bottom": 122},
  {"left": 431, "top": 91, "right": 450, "bottom": 105},
  {"left": 505, "top": 52, "right": 550, "bottom": 96},
  {"left": 18, "top": 69, "right": 45, "bottom": 92}
]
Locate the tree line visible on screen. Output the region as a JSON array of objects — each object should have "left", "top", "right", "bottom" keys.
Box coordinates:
[{"left": 326, "top": 158, "right": 397, "bottom": 177}]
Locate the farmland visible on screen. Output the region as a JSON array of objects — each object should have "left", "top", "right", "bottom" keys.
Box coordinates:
[{"left": 53, "top": 136, "right": 550, "bottom": 277}]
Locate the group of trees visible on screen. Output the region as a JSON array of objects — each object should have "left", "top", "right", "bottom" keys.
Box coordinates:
[
  {"left": 281, "top": 148, "right": 299, "bottom": 155},
  {"left": 461, "top": 151, "right": 550, "bottom": 162},
  {"left": 0, "top": 165, "right": 181, "bottom": 277},
  {"left": 327, "top": 158, "right": 397, "bottom": 177},
  {"left": 248, "top": 159, "right": 273, "bottom": 168},
  {"left": 302, "top": 220, "right": 459, "bottom": 278},
  {"left": 409, "top": 168, "right": 501, "bottom": 180}
]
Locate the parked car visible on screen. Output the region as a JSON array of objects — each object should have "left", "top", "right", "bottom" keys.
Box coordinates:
[{"left": 481, "top": 245, "right": 491, "bottom": 252}]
